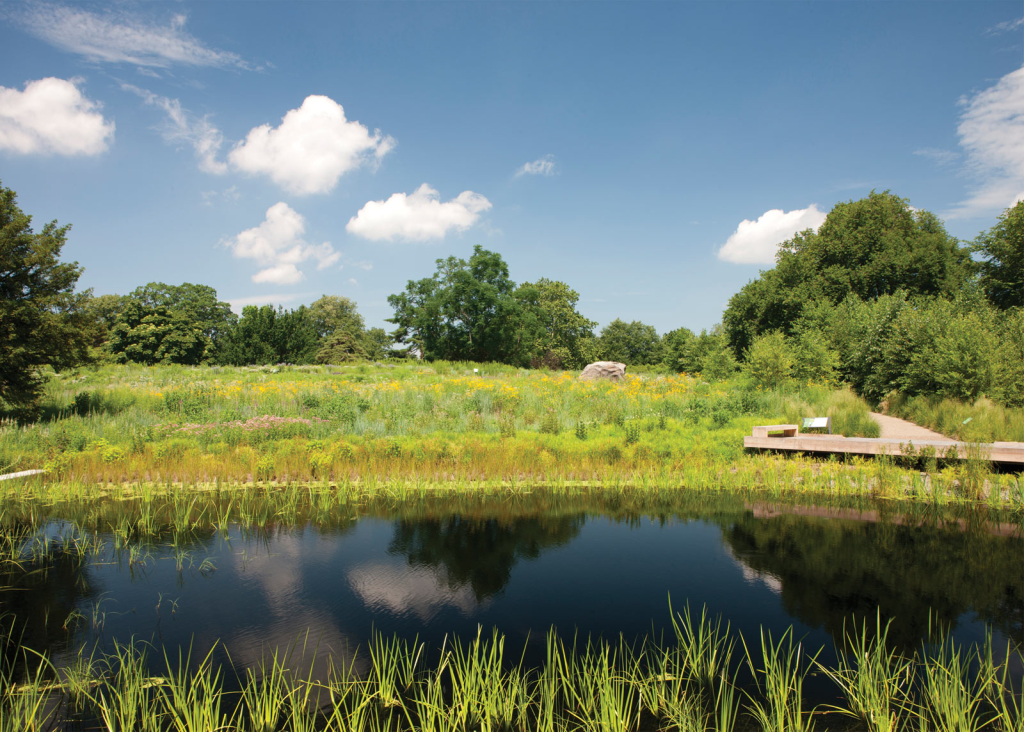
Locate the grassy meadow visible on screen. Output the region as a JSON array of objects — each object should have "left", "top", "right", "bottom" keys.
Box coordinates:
[{"left": 1, "top": 362, "right": 1021, "bottom": 507}]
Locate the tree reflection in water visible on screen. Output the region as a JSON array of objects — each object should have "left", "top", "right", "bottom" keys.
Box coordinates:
[
  {"left": 387, "top": 515, "right": 583, "bottom": 600},
  {"left": 722, "top": 511, "right": 1023, "bottom": 650}
]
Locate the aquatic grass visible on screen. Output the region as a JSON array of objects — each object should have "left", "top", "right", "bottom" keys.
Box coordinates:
[
  {"left": 816, "top": 612, "right": 914, "bottom": 732},
  {"left": 916, "top": 632, "right": 990, "bottom": 732},
  {"left": 556, "top": 635, "right": 641, "bottom": 732},
  {"left": 1, "top": 666, "right": 54, "bottom": 732},
  {"left": 742, "top": 627, "right": 820, "bottom": 732},
  {"left": 0, "top": 605, "right": 1021, "bottom": 731},
  {"left": 239, "top": 648, "right": 293, "bottom": 731},
  {"left": 446, "top": 627, "right": 532, "bottom": 731},
  {"left": 981, "top": 637, "right": 1024, "bottom": 732},
  {"left": 670, "top": 600, "right": 736, "bottom": 695},
  {"left": 94, "top": 640, "right": 163, "bottom": 732},
  {"left": 367, "top": 631, "right": 423, "bottom": 709},
  {"left": 405, "top": 672, "right": 462, "bottom": 732},
  {"left": 159, "top": 644, "right": 231, "bottom": 732}
]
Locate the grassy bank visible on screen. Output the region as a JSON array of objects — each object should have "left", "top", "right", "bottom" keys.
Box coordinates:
[
  {"left": 2, "top": 362, "right": 1021, "bottom": 506},
  {"left": 2, "top": 606, "right": 1020, "bottom": 732}
]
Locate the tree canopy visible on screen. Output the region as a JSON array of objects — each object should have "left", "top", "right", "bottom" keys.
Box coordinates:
[
  {"left": 107, "top": 301, "right": 209, "bottom": 366},
  {"left": 0, "top": 182, "right": 92, "bottom": 414},
  {"left": 598, "top": 319, "right": 662, "bottom": 365},
  {"left": 218, "top": 304, "right": 321, "bottom": 366},
  {"left": 974, "top": 199, "right": 1024, "bottom": 310},
  {"left": 722, "top": 191, "right": 971, "bottom": 356}
]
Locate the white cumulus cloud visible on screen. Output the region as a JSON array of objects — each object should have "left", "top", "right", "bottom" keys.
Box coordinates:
[
  {"left": 515, "top": 155, "right": 556, "bottom": 177},
  {"left": 717, "top": 205, "right": 827, "bottom": 265},
  {"left": 228, "top": 95, "right": 395, "bottom": 195},
  {"left": 0, "top": 77, "right": 114, "bottom": 156},
  {"left": 226, "top": 202, "right": 341, "bottom": 285},
  {"left": 16, "top": 3, "right": 248, "bottom": 68},
  {"left": 346, "top": 184, "right": 492, "bottom": 242},
  {"left": 121, "top": 84, "right": 226, "bottom": 173},
  {"left": 945, "top": 64, "right": 1024, "bottom": 219}
]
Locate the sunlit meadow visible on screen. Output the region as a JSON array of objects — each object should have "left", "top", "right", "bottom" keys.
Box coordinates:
[{"left": 1, "top": 362, "right": 1019, "bottom": 507}]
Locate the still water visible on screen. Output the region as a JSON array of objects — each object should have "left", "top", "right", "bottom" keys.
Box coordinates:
[{"left": 2, "top": 491, "right": 1021, "bottom": 699}]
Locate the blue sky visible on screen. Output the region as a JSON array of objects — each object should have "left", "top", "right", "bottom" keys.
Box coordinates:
[{"left": 1, "top": 1, "right": 1022, "bottom": 335}]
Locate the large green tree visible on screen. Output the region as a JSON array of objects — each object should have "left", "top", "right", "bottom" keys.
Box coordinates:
[
  {"left": 723, "top": 191, "right": 971, "bottom": 356},
  {"left": 218, "top": 304, "right": 320, "bottom": 365},
  {"left": 388, "top": 246, "right": 531, "bottom": 363},
  {"left": 123, "top": 282, "right": 235, "bottom": 359},
  {"left": 107, "top": 301, "right": 208, "bottom": 366},
  {"left": 974, "top": 200, "right": 1024, "bottom": 310},
  {"left": 309, "top": 294, "right": 393, "bottom": 361},
  {"left": 0, "top": 183, "right": 92, "bottom": 414},
  {"left": 514, "top": 278, "right": 597, "bottom": 369},
  {"left": 598, "top": 319, "right": 663, "bottom": 365},
  {"left": 309, "top": 295, "right": 365, "bottom": 339}
]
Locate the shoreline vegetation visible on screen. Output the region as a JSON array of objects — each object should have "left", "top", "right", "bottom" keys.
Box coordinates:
[
  {"left": 3, "top": 486, "right": 1020, "bottom": 729},
  {"left": 1, "top": 604, "right": 1021, "bottom": 732},
  {"left": 0, "top": 362, "right": 1020, "bottom": 509}
]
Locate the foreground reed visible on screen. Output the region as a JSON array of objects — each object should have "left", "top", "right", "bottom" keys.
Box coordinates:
[{"left": 1, "top": 607, "right": 1020, "bottom": 732}]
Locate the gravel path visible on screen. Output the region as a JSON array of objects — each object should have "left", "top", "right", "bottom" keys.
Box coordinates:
[{"left": 870, "top": 412, "right": 949, "bottom": 440}]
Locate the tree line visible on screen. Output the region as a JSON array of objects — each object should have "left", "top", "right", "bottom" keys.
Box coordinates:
[
  {"left": 2, "top": 178, "right": 1022, "bottom": 415},
  {"left": 723, "top": 192, "right": 1024, "bottom": 407},
  {"left": 85, "top": 285, "right": 393, "bottom": 368}
]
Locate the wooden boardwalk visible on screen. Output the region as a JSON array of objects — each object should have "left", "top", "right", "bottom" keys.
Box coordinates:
[{"left": 744, "top": 425, "right": 1024, "bottom": 465}]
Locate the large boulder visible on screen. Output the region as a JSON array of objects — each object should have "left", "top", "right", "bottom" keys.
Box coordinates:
[{"left": 579, "top": 361, "right": 627, "bottom": 381}]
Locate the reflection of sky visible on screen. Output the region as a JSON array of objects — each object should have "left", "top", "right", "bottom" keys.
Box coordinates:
[
  {"left": 347, "top": 562, "right": 484, "bottom": 621},
  {"left": 38, "top": 512, "right": 1019, "bottom": 702},
  {"left": 724, "top": 544, "right": 783, "bottom": 595}
]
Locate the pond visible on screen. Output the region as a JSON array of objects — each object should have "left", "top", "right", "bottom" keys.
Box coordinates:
[{"left": 2, "top": 489, "right": 1022, "bottom": 706}]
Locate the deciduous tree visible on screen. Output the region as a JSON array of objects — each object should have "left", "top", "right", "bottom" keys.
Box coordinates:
[
  {"left": 107, "top": 301, "right": 208, "bottom": 366},
  {"left": 723, "top": 192, "right": 970, "bottom": 356},
  {"left": 388, "top": 246, "right": 529, "bottom": 363},
  {"left": 974, "top": 200, "right": 1024, "bottom": 310},
  {"left": 598, "top": 319, "right": 663, "bottom": 365}
]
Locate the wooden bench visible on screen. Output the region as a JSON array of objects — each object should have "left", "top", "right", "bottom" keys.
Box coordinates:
[{"left": 751, "top": 424, "right": 799, "bottom": 438}]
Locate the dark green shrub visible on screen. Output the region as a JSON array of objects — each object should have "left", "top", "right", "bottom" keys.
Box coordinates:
[{"left": 73, "top": 391, "right": 91, "bottom": 415}]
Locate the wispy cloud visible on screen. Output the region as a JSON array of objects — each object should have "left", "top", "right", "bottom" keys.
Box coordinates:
[
  {"left": 201, "top": 186, "right": 240, "bottom": 206},
  {"left": 913, "top": 148, "right": 961, "bottom": 166},
  {"left": 0, "top": 77, "right": 114, "bottom": 156},
  {"left": 15, "top": 3, "right": 249, "bottom": 69},
  {"left": 122, "top": 84, "right": 226, "bottom": 173},
  {"left": 944, "top": 64, "right": 1024, "bottom": 219},
  {"left": 986, "top": 16, "right": 1024, "bottom": 36},
  {"left": 515, "top": 154, "right": 556, "bottom": 177}
]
